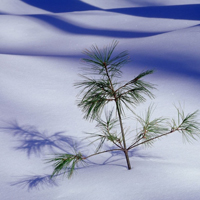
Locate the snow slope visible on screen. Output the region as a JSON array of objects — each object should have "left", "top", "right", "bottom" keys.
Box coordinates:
[{"left": 0, "top": 0, "right": 200, "bottom": 199}]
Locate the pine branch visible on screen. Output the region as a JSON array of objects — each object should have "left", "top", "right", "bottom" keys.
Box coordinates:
[
  {"left": 84, "top": 148, "right": 123, "bottom": 159},
  {"left": 81, "top": 40, "right": 128, "bottom": 77},
  {"left": 129, "top": 105, "right": 168, "bottom": 148},
  {"left": 47, "top": 152, "right": 84, "bottom": 179},
  {"left": 128, "top": 129, "right": 175, "bottom": 150},
  {"left": 85, "top": 110, "right": 122, "bottom": 152},
  {"left": 171, "top": 107, "right": 200, "bottom": 142},
  {"left": 75, "top": 75, "right": 115, "bottom": 120},
  {"left": 128, "top": 108, "right": 200, "bottom": 150},
  {"left": 115, "top": 70, "right": 154, "bottom": 92}
]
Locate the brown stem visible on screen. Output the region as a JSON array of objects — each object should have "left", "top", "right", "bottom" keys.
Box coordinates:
[
  {"left": 115, "top": 100, "right": 131, "bottom": 170},
  {"left": 103, "top": 62, "right": 131, "bottom": 170},
  {"left": 84, "top": 148, "right": 122, "bottom": 159},
  {"left": 115, "top": 78, "right": 138, "bottom": 93},
  {"left": 127, "top": 129, "right": 177, "bottom": 150}
]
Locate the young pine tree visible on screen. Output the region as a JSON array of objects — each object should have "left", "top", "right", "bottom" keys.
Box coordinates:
[{"left": 48, "top": 41, "right": 200, "bottom": 178}]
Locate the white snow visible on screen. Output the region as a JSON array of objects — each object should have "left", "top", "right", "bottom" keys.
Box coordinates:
[{"left": 0, "top": 0, "right": 200, "bottom": 199}]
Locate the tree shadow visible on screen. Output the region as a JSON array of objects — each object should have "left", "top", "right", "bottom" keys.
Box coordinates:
[
  {"left": 1, "top": 120, "right": 84, "bottom": 157},
  {"left": 130, "top": 51, "right": 200, "bottom": 81},
  {"left": 1, "top": 121, "right": 84, "bottom": 190},
  {"left": 85, "top": 144, "right": 161, "bottom": 169},
  {"left": 108, "top": 4, "right": 200, "bottom": 21},
  {"left": 0, "top": 11, "right": 7, "bottom": 15},
  {"left": 3, "top": 3, "right": 197, "bottom": 43},
  {"left": 10, "top": 145, "right": 159, "bottom": 190},
  {"left": 21, "top": 0, "right": 101, "bottom": 13},
  {"left": 11, "top": 174, "right": 57, "bottom": 190},
  {"left": 2, "top": 121, "right": 161, "bottom": 190},
  {"left": 26, "top": 14, "right": 168, "bottom": 38},
  {"left": 123, "top": 0, "right": 165, "bottom": 7}
]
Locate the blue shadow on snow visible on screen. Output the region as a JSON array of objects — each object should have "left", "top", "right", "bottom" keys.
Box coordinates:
[
  {"left": 1, "top": 121, "right": 159, "bottom": 190},
  {"left": 108, "top": 4, "right": 200, "bottom": 21},
  {"left": 21, "top": 0, "right": 101, "bottom": 13},
  {"left": 11, "top": 174, "right": 57, "bottom": 190},
  {"left": 26, "top": 14, "right": 169, "bottom": 38},
  {"left": 131, "top": 52, "right": 200, "bottom": 80},
  {"left": 21, "top": 1, "right": 200, "bottom": 21},
  {"left": 1, "top": 120, "right": 84, "bottom": 157}
]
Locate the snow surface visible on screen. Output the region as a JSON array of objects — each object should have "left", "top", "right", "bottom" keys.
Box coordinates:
[{"left": 1, "top": 0, "right": 200, "bottom": 199}]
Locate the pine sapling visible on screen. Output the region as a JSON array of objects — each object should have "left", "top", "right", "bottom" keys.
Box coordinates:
[{"left": 47, "top": 41, "right": 200, "bottom": 178}]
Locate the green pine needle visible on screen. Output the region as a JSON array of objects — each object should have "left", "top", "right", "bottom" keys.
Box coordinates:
[
  {"left": 75, "top": 41, "right": 155, "bottom": 120},
  {"left": 171, "top": 106, "right": 200, "bottom": 142},
  {"left": 84, "top": 110, "right": 121, "bottom": 152},
  {"left": 135, "top": 104, "right": 169, "bottom": 146},
  {"left": 81, "top": 40, "right": 129, "bottom": 77},
  {"left": 47, "top": 152, "right": 84, "bottom": 179}
]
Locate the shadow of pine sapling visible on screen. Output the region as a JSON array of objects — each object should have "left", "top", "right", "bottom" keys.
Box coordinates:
[
  {"left": 1, "top": 121, "right": 84, "bottom": 157},
  {"left": 11, "top": 174, "right": 57, "bottom": 190}
]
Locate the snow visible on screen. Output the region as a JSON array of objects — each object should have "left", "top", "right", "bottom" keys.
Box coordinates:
[{"left": 0, "top": 0, "right": 200, "bottom": 199}]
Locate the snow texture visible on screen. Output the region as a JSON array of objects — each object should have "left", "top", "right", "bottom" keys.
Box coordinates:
[{"left": 0, "top": 0, "right": 200, "bottom": 199}]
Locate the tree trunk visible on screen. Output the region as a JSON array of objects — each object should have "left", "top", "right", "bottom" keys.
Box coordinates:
[
  {"left": 115, "top": 100, "right": 132, "bottom": 170},
  {"left": 104, "top": 64, "right": 131, "bottom": 170},
  {"left": 124, "top": 149, "right": 131, "bottom": 170}
]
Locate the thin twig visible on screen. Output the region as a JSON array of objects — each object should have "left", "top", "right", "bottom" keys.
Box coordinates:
[
  {"left": 127, "top": 129, "right": 176, "bottom": 150},
  {"left": 84, "top": 148, "right": 123, "bottom": 159}
]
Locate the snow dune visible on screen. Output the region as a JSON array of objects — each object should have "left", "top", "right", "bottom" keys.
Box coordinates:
[{"left": 0, "top": 0, "right": 200, "bottom": 199}]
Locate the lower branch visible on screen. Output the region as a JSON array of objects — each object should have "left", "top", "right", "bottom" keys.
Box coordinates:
[
  {"left": 127, "top": 129, "right": 177, "bottom": 150},
  {"left": 84, "top": 148, "right": 123, "bottom": 159}
]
